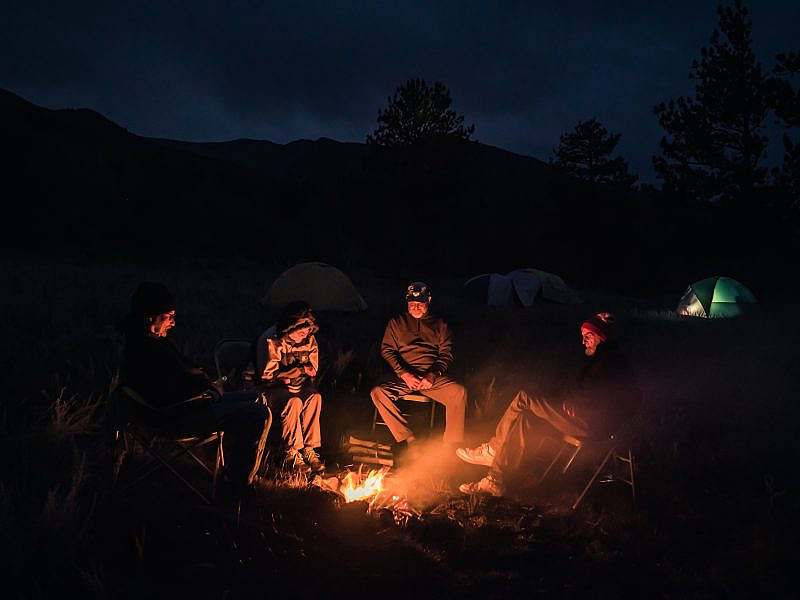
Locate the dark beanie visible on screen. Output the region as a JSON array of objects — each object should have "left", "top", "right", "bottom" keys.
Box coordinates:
[
  {"left": 581, "top": 312, "right": 616, "bottom": 342},
  {"left": 130, "top": 282, "right": 176, "bottom": 318}
]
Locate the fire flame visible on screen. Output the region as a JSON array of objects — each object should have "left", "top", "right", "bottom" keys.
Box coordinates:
[{"left": 340, "top": 468, "right": 388, "bottom": 503}]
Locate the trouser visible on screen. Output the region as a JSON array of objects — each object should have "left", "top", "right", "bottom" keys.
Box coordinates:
[
  {"left": 489, "top": 390, "right": 589, "bottom": 477},
  {"left": 264, "top": 383, "right": 322, "bottom": 450},
  {"left": 172, "top": 390, "right": 272, "bottom": 485},
  {"left": 370, "top": 376, "right": 466, "bottom": 443}
]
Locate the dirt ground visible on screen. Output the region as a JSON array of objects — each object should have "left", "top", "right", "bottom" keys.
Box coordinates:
[{"left": 1, "top": 256, "right": 798, "bottom": 598}]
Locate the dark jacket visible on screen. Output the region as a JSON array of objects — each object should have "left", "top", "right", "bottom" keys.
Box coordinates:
[
  {"left": 568, "top": 341, "right": 642, "bottom": 438},
  {"left": 122, "top": 334, "right": 214, "bottom": 413},
  {"left": 380, "top": 312, "right": 454, "bottom": 379}
]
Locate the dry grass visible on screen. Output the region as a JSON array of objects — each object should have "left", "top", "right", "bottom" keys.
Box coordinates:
[{"left": 1, "top": 255, "right": 798, "bottom": 597}]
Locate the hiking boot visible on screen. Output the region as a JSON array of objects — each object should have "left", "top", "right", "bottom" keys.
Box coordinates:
[
  {"left": 300, "top": 447, "right": 326, "bottom": 473},
  {"left": 283, "top": 448, "right": 310, "bottom": 472},
  {"left": 456, "top": 442, "right": 495, "bottom": 466},
  {"left": 458, "top": 474, "right": 504, "bottom": 497}
]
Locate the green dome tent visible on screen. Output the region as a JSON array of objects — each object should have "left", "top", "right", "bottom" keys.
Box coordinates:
[{"left": 676, "top": 276, "right": 756, "bottom": 318}]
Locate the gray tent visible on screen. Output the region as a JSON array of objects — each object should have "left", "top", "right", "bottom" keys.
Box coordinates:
[{"left": 464, "top": 268, "right": 580, "bottom": 306}]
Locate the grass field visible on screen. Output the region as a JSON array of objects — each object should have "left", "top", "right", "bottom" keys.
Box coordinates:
[{"left": 1, "top": 255, "right": 798, "bottom": 598}]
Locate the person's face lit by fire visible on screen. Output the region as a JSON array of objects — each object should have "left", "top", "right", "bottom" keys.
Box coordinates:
[
  {"left": 148, "top": 310, "right": 176, "bottom": 337},
  {"left": 287, "top": 325, "right": 312, "bottom": 344},
  {"left": 407, "top": 300, "right": 430, "bottom": 319},
  {"left": 581, "top": 326, "right": 601, "bottom": 356}
]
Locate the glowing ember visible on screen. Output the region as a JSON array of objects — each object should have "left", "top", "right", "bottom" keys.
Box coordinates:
[{"left": 340, "top": 468, "right": 388, "bottom": 503}]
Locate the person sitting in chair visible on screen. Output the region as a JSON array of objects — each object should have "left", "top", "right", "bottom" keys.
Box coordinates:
[
  {"left": 456, "top": 312, "right": 641, "bottom": 497},
  {"left": 259, "top": 301, "right": 325, "bottom": 474},
  {"left": 120, "top": 281, "right": 272, "bottom": 490},
  {"left": 370, "top": 281, "right": 467, "bottom": 450}
]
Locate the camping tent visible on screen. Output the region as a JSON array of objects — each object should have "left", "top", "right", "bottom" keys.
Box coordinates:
[
  {"left": 262, "top": 262, "right": 368, "bottom": 312},
  {"left": 676, "top": 276, "right": 756, "bottom": 318},
  {"left": 464, "top": 268, "right": 581, "bottom": 306}
]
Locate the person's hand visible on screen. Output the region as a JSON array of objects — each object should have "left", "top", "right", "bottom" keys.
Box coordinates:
[
  {"left": 303, "top": 365, "right": 317, "bottom": 377},
  {"left": 418, "top": 373, "right": 435, "bottom": 390},
  {"left": 400, "top": 372, "right": 421, "bottom": 390},
  {"left": 562, "top": 401, "right": 576, "bottom": 419}
]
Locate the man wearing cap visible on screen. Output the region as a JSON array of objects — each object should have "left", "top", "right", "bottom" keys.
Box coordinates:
[
  {"left": 120, "top": 281, "right": 273, "bottom": 490},
  {"left": 370, "top": 282, "right": 467, "bottom": 449},
  {"left": 456, "top": 312, "right": 641, "bottom": 496}
]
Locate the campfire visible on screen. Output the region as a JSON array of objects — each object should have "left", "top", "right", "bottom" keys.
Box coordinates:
[{"left": 340, "top": 467, "right": 389, "bottom": 504}]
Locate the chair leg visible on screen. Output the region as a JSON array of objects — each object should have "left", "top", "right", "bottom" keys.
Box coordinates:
[
  {"left": 120, "top": 431, "right": 213, "bottom": 504},
  {"left": 538, "top": 441, "right": 566, "bottom": 483},
  {"left": 572, "top": 446, "right": 615, "bottom": 510},
  {"left": 212, "top": 432, "right": 223, "bottom": 501},
  {"left": 371, "top": 407, "right": 378, "bottom": 434},
  {"left": 562, "top": 444, "right": 582, "bottom": 474}
]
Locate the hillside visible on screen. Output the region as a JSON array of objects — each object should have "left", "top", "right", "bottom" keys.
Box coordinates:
[{"left": 1, "top": 87, "right": 793, "bottom": 293}]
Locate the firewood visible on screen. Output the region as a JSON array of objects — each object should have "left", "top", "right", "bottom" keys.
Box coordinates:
[
  {"left": 351, "top": 455, "right": 393, "bottom": 467},
  {"left": 348, "top": 436, "right": 391, "bottom": 452},
  {"left": 349, "top": 446, "right": 393, "bottom": 458}
]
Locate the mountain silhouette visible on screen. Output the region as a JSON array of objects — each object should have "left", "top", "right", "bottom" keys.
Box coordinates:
[{"left": 4, "top": 86, "right": 785, "bottom": 293}]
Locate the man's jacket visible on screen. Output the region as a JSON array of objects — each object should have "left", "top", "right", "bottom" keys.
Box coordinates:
[
  {"left": 568, "top": 341, "right": 642, "bottom": 438},
  {"left": 122, "top": 334, "right": 213, "bottom": 412},
  {"left": 380, "top": 312, "right": 454, "bottom": 379}
]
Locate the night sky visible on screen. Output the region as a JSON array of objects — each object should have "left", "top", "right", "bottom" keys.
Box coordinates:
[{"left": 2, "top": 1, "right": 798, "bottom": 182}]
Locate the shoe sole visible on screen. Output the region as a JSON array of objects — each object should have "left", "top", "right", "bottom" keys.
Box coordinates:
[
  {"left": 455, "top": 449, "right": 494, "bottom": 466},
  {"left": 458, "top": 483, "right": 502, "bottom": 497}
]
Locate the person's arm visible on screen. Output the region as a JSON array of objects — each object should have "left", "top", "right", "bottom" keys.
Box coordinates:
[
  {"left": 380, "top": 318, "right": 420, "bottom": 389},
  {"left": 303, "top": 336, "right": 319, "bottom": 377},
  {"left": 261, "top": 338, "right": 302, "bottom": 383},
  {"left": 428, "top": 320, "right": 454, "bottom": 379}
]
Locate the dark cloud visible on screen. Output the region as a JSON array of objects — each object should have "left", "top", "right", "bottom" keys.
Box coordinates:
[{"left": 2, "top": 0, "right": 798, "bottom": 181}]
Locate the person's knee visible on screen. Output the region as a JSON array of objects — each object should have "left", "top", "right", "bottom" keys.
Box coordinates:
[
  {"left": 370, "top": 386, "right": 384, "bottom": 402},
  {"left": 309, "top": 393, "right": 322, "bottom": 408},
  {"left": 283, "top": 396, "right": 303, "bottom": 416}
]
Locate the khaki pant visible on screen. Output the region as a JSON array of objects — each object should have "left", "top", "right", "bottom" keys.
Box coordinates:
[
  {"left": 265, "top": 384, "right": 322, "bottom": 450},
  {"left": 489, "top": 390, "right": 588, "bottom": 476},
  {"left": 370, "top": 376, "right": 466, "bottom": 443}
]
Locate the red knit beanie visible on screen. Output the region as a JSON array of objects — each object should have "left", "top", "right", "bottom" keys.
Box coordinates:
[{"left": 581, "top": 312, "right": 615, "bottom": 342}]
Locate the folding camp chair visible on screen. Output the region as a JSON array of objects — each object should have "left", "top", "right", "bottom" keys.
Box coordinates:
[
  {"left": 214, "top": 338, "right": 256, "bottom": 391},
  {"left": 109, "top": 385, "right": 225, "bottom": 505},
  {"left": 371, "top": 393, "right": 438, "bottom": 436},
  {"left": 535, "top": 426, "right": 636, "bottom": 510}
]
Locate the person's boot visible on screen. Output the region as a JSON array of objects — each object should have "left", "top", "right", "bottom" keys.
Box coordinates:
[
  {"left": 283, "top": 448, "right": 310, "bottom": 472},
  {"left": 458, "top": 473, "right": 505, "bottom": 497},
  {"left": 455, "top": 442, "right": 495, "bottom": 466},
  {"left": 300, "top": 447, "right": 326, "bottom": 474}
]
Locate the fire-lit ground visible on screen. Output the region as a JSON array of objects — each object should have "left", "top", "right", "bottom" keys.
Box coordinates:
[{"left": 2, "top": 258, "right": 798, "bottom": 598}]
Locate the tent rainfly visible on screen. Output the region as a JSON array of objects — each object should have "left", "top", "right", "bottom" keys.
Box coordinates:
[
  {"left": 464, "top": 268, "right": 581, "bottom": 306},
  {"left": 676, "top": 276, "right": 756, "bottom": 318},
  {"left": 262, "top": 262, "right": 367, "bottom": 312}
]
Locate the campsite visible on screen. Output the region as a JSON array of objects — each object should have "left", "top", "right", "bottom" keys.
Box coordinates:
[
  {"left": 2, "top": 255, "right": 797, "bottom": 598},
  {"left": 2, "top": 1, "right": 799, "bottom": 597}
]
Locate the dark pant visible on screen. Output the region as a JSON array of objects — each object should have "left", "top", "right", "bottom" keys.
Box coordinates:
[{"left": 171, "top": 391, "right": 272, "bottom": 484}]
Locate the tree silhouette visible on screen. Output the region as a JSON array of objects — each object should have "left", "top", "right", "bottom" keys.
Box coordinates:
[
  {"left": 550, "top": 118, "right": 638, "bottom": 188},
  {"left": 653, "top": 1, "right": 771, "bottom": 206},
  {"left": 772, "top": 51, "right": 800, "bottom": 212},
  {"left": 366, "top": 78, "right": 475, "bottom": 147}
]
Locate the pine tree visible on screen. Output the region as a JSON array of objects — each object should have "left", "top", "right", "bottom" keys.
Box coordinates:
[
  {"left": 550, "top": 118, "right": 638, "bottom": 189},
  {"left": 366, "top": 78, "right": 475, "bottom": 147},
  {"left": 653, "top": 1, "right": 771, "bottom": 205}
]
